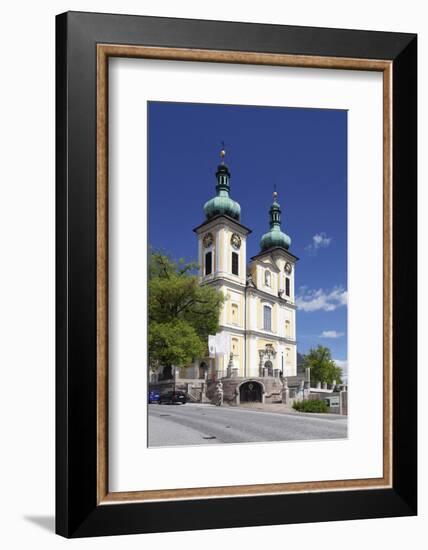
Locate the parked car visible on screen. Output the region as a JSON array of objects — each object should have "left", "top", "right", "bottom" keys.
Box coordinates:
[
  {"left": 159, "top": 390, "right": 187, "bottom": 405},
  {"left": 148, "top": 390, "right": 160, "bottom": 404}
]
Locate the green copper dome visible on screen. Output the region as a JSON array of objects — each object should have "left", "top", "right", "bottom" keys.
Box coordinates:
[
  {"left": 204, "top": 159, "right": 241, "bottom": 221},
  {"left": 260, "top": 191, "right": 291, "bottom": 251}
]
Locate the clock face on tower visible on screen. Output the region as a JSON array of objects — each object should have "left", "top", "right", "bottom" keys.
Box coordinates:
[
  {"left": 285, "top": 262, "right": 292, "bottom": 274},
  {"left": 230, "top": 233, "right": 241, "bottom": 250},
  {"left": 203, "top": 232, "right": 213, "bottom": 248}
]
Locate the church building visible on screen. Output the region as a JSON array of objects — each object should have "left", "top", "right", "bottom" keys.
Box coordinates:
[{"left": 189, "top": 146, "right": 298, "bottom": 393}]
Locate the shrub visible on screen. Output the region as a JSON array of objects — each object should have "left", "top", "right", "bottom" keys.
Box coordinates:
[{"left": 293, "top": 399, "right": 328, "bottom": 413}]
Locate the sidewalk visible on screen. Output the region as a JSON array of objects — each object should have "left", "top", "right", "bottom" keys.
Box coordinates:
[{"left": 237, "top": 402, "right": 347, "bottom": 420}]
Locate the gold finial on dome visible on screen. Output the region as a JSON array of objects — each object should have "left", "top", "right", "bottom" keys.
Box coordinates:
[
  {"left": 273, "top": 184, "right": 278, "bottom": 200},
  {"left": 220, "top": 141, "right": 226, "bottom": 164}
]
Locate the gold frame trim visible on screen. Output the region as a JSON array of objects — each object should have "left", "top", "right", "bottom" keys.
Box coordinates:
[{"left": 96, "top": 44, "right": 393, "bottom": 505}]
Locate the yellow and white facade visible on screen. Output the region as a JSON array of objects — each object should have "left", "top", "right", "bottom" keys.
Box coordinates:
[{"left": 192, "top": 151, "right": 298, "bottom": 380}]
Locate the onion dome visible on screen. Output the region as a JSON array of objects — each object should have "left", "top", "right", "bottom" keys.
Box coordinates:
[
  {"left": 260, "top": 190, "right": 291, "bottom": 251},
  {"left": 204, "top": 145, "right": 241, "bottom": 221}
]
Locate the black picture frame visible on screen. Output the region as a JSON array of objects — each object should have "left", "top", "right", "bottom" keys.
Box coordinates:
[{"left": 56, "top": 11, "right": 417, "bottom": 538}]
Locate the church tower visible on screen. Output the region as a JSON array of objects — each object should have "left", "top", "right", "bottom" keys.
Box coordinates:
[
  {"left": 193, "top": 146, "right": 252, "bottom": 376},
  {"left": 194, "top": 145, "right": 252, "bottom": 286},
  {"left": 246, "top": 189, "right": 298, "bottom": 378}
]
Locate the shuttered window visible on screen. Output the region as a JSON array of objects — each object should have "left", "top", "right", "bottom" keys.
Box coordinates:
[
  {"left": 232, "top": 252, "right": 239, "bottom": 275},
  {"left": 285, "top": 277, "right": 290, "bottom": 297},
  {"left": 205, "top": 251, "right": 212, "bottom": 275}
]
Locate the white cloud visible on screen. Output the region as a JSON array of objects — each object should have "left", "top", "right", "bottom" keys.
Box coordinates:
[
  {"left": 296, "top": 286, "right": 348, "bottom": 312},
  {"left": 320, "top": 330, "right": 345, "bottom": 338},
  {"left": 305, "top": 232, "right": 332, "bottom": 254}
]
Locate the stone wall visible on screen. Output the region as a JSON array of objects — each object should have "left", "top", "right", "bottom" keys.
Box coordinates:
[
  {"left": 207, "top": 376, "right": 284, "bottom": 406},
  {"left": 149, "top": 379, "right": 210, "bottom": 403},
  {"left": 307, "top": 390, "right": 348, "bottom": 415}
]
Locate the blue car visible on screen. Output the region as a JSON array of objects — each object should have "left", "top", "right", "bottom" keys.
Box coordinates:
[{"left": 148, "top": 390, "right": 160, "bottom": 404}]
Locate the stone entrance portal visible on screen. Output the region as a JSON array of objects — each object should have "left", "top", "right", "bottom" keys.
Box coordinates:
[
  {"left": 258, "top": 344, "right": 277, "bottom": 377},
  {"left": 239, "top": 381, "right": 263, "bottom": 403}
]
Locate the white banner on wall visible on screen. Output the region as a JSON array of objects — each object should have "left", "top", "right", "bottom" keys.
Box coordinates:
[
  {"left": 215, "top": 332, "right": 230, "bottom": 356},
  {"left": 208, "top": 335, "right": 216, "bottom": 358}
]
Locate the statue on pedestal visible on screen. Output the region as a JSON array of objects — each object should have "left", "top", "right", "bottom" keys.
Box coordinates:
[
  {"left": 226, "top": 352, "right": 233, "bottom": 377},
  {"left": 281, "top": 376, "right": 290, "bottom": 404},
  {"left": 214, "top": 380, "right": 224, "bottom": 406}
]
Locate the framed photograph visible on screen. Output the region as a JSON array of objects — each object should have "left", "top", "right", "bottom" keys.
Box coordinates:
[{"left": 56, "top": 11, "right": 417, "bottom": 538}]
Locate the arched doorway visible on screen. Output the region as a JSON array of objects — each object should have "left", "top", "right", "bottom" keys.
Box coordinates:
[
  {"left": 161, "top": 365, "right": 173, "bottom": 380},
  {"left": 199, "top": 362, "right": 208, "bottom": 379},
  {"left": 239, "top": 381, "right": 263, "bottom": 403},
  {"left": 264, "top": 360, "right": 273, "bottom": 376}
]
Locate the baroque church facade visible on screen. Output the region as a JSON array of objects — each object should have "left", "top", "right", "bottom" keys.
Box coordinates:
[{"left": 188, "top": 147, "right": 298, "bottom": 390}]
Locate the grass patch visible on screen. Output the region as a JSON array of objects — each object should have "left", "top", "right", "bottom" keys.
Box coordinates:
[{"left": 292, "top": 399, "right": 328, "bottom": 413}]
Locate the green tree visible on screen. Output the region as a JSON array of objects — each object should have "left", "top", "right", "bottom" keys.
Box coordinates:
[
  {"left": 149, "top": 320, "right": 205, "bottom": 368},
  {"left": 303, "top": 345, "right": 343, "bottom": 385},
  {"left": 148, "top": 250, "right": 225, "bottom": 371}
]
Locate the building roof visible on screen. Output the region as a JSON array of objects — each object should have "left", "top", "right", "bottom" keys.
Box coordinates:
[
  {"left": 193, "top": 214, "right": 252, "bottom": 235},
  {"left": 203, "top": 150, "right": 242, "bottom": 222},
  {"left": 251, "top": 246, "right": 299, "bottom": 262},
  {"left": 259, "top": 190, "right": 292, "bottom": 252}
]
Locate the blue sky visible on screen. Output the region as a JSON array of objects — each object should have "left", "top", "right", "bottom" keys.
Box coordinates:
[{"left": 148, "top": 101, "right": 348, "bottom": 371}]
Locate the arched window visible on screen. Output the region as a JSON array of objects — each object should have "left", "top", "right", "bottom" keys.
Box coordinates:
[
  {"left": 263, "top": 305, "right": 272, "bottom": 331},
  {"left": 285, "top": 320, "right": 291, "bottom": 337},
  {"left": 264, "top": 360, "right": 273, "bottom": 376},
  {"left": 264, "top": 270, "right": 271, "bottom": 287}
]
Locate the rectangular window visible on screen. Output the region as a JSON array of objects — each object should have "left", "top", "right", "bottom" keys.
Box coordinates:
[
  {"left": 205, "top": 251, "right": 212, "bottom": 275},
  {"left": 232, "top": 252, "right": 239, "bottom": 276},
  {"left": 285, "top": 277, "right": 290, "bottom": 297},
  {"left": 263, "top": 305, "right": 272, "bottom": 331}
]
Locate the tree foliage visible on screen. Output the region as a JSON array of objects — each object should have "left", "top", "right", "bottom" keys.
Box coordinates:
[
  {"left": 302, "top": 345, "right": 343, "bottom": 385},
  {"left": 148, "top": 250, "right": 225, "bottom": 369},
  {"left": 149, "top": 320, "right": 205, "bottom": 368}
]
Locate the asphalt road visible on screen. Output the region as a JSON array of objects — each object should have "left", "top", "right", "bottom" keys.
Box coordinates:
[{"left": 148, "top": 403, "right": 347, "bottom": 447}]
